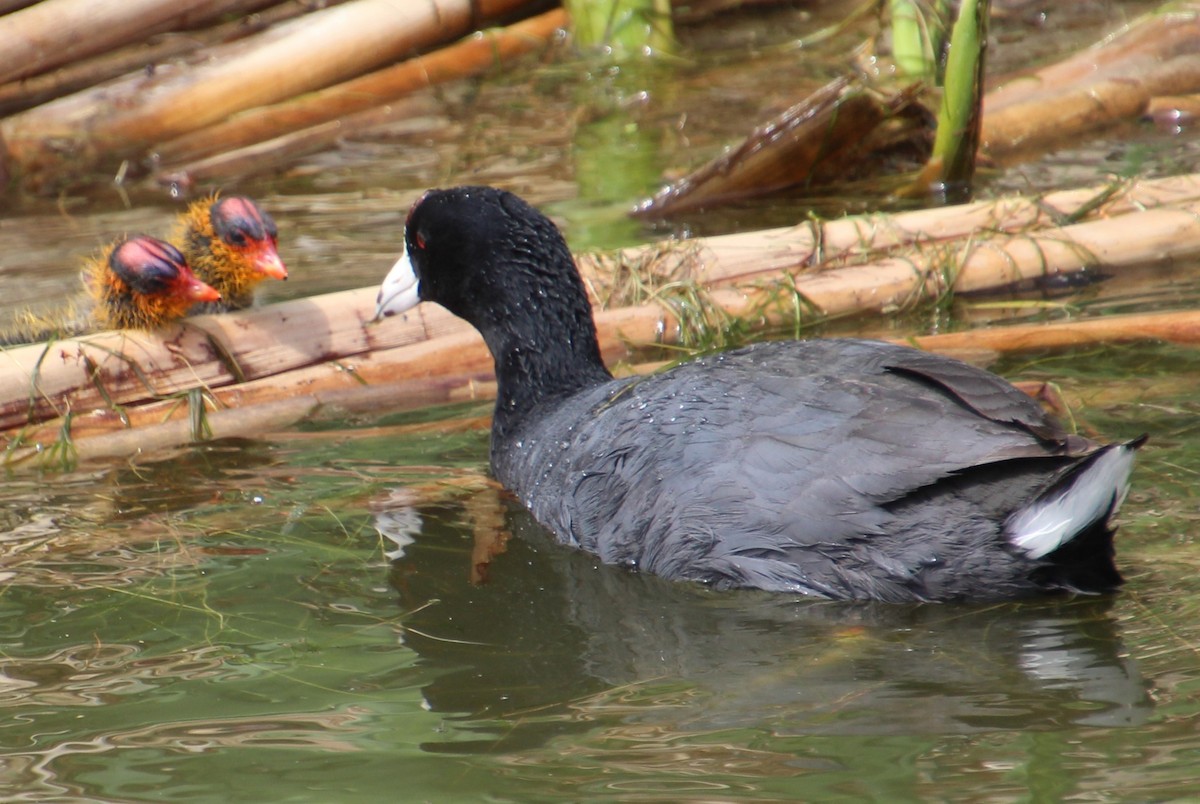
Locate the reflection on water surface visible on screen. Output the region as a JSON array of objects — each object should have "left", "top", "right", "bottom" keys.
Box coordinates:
[
  {"left": 0, "top": 364, "right": 1196, "bottom": 801},
  {"left": 2, "top": 1, "right": 1200, "bottom": 799}
]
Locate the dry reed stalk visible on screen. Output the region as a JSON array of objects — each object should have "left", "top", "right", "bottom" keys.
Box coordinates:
[
  {"left": 585, "top": 172, "right": 1200, "bottom": 288},
  {"left": 0, "top": 0, "right": 537, "bottom": 185},
  {"left": 157, "top": 119, "right": 383, "bottom": 191},
  {"left": 982, "top": 5, "right": 1200, "bottom": 157},
  {"left": 154, "top": 9, "right": 568, "bottom": 180},
  {"left": 905, "top": 310, "right": 1200, "bottom": 354},
  {"left": 5, "top": 375, "right": 502, "bottom": 466},
  {"left": 4, "top": 174, "right": 1200, "bottom": 448},
  {"left": 0, "top": 0, "right": 341, "bottom": 117},
  {"left": 632, "top": 6, "right": 1200, "bottom": 215},
  {"left": 3, "top": 329, "right": 506, "bottom": 449},
  {"left": 1145, "top": 94, "right": 1200, "bottom": 121},
  {"left": 0, "top": 285, "right": 468, "bottom": 432},
  {"left": 10, "top": 306, "right": 1200, "bottom": 467},
  {"left": 774, "top": 201, "right": 1200, "bottom": 318},
  {"left": 0, "top": 0, "right": 37, "bottom": 14},
  {"left": 157, "top": 8, "right": 566, "bottom": 164},
  {"left": 0, "top": 0, "right": 255, "bottom": 84}
]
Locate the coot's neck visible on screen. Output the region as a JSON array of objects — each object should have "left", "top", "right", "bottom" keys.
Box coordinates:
[{"left": 479, "top": 314, "right": 613, "bottom": 443}]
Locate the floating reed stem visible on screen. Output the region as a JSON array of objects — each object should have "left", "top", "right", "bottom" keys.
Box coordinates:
[{"left": 4, "top": 172, "right": 1200, "bottom": 466}]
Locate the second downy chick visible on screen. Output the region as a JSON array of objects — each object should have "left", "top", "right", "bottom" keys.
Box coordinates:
[{"left": 172, "top": 195, "right": 288, "bottom": 312}]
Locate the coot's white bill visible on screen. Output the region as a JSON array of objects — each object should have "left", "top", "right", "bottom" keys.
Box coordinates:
[{"left": 373, "top": 250, "right": 420, "bottom": 321}]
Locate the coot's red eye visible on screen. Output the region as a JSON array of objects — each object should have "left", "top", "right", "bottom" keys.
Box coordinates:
[{"left": 414, "top": 233, "right": 426, "bottom": 250}]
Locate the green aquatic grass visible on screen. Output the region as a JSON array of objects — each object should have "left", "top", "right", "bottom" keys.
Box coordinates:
[
  {"left": 890, "top": 0, "right": 951, "bottom": 80},
  {"left": 931, "top": 0, "right": 989, "bottom": 200},
  {"left": 564, "top": 0, "right": 675, "bottom": 58}
]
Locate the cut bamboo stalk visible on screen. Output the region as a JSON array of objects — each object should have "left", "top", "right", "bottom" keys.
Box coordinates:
[
  {"left": 4, "top": 174, "right": 1200, "bottom": 441},
  {"left": 751, "top": 202, "right": 1200, "bottom": 319},
  {"left": 9, "top": 301, "right": 1200, "bottom": 467},
  {"left": 0, "top": 326, "right": 239, "bottom": 434},
  {"left": 159, "top": 118, "right": 373, "bottom": 192},
  {"left": 0, "top": 0, "right": 343, "bottom": 118},
  {"left": 154, "top": 9, "right": 569, "bottom": 177},
  {"left": 982, "top": 5, "right": 1200, "bottom": 158},
  {"left": 0, "top": 0, "right": 537, "bottom": 185},
  {"left": 0, "top": 286, "right": 468, "bottom": 432},
  {"left": 4, "top": 328, "right": 504, "bottom": 448},
  {"left": 984, "top": 5, "right": 1200, "bottom": 113},
  {"left": 639, "top": 4, "right": 1200, "bottom": 214},
  {"left": 24, "top": 298, "right": 1199, "bottom": 467},
  {"left": 3, "top": 260, "right": 1196, "bottom": 449},
  {"left": 0, "top": 0, "right": 248, "bottom": 85},
  {"left": 9, "top": 376, "right": 503, "bottom": 467},
  {"left": 5, "top": 309, "right": 669, "bottom": 448},
  {"left": 475, "top": 0, "right": 543, "bottom": 18},
  {"left": 0, "top": 0, "right": 38, "bottom": 15},
  {"left": 906, "top": 309, "right": 1200, "bottom": 354},
  {"left": 1145, "top": 94, "right": 1200, "bottom": 122},
  {"left": 635, "top": 5, "right": 1200, "bottom": 216},
  {"left": 586, "top": 172, "right": 1200, "bottom": 290}
]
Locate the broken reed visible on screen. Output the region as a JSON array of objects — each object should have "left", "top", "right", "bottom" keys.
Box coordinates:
[{"left": 7, "top": 173, "right": 1200, "bottom": 469}]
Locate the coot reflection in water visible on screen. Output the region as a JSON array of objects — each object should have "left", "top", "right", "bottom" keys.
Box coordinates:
[{"left": 374, "top": 491, "right": 1152, "bottom": 753}]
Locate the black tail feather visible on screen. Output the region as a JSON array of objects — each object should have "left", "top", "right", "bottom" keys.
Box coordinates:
[{"left": 1032, "top": 501, "right": 1124, "bottom": 594}]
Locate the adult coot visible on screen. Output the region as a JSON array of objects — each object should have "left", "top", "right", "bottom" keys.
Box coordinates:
[{"left": 375, "top": 186, "right": 1143, "bottom": 602}]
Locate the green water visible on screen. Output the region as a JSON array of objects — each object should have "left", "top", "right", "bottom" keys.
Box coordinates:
[
  {"left": 2, "top": 341, "right": 1199, "bottom": 801},
  {"left": 3, "top": 1, "right": 1200, "bottom": 799}
]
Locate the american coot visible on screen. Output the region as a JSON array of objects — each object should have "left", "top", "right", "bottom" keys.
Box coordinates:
[
  {"left": 171, "top": 195, "right": 288, "bottom": 313},
  {"left": 1, "top": 236, "right": 221, "bottom": 346},
  {"left": 87, "top": 235, "right": 221, "bottom": 330},
  {"left": 375, "top": 186, "right": 1143, "bottom": 602}
]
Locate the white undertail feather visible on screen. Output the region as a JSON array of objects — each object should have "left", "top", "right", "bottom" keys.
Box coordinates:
[{"left": 1007, "top": 444, "right": 1138, "bottom": 559}]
